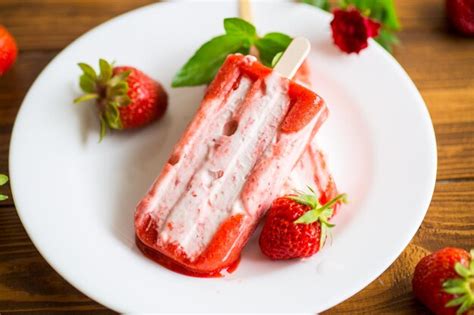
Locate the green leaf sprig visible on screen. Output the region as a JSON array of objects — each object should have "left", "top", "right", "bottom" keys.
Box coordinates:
[
  {"left": 290, "top": 187, "right": 348, "bottom": 249},
  {"left": 302, "top": 0, "right": 401, "bottom": 53},
  {"left": 443, "top": 249, "right": 474, "bottom": 315},
  {"left": 0, "top": 174, "right": 9, "bottom": 201},
  {"left": 172, "top": 18, "right": 292, "bottom": 88}
]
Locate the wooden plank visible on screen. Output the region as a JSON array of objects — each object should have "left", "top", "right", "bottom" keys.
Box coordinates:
[{"left": 0, "top": 0, "right": 156, "bottom": 51}]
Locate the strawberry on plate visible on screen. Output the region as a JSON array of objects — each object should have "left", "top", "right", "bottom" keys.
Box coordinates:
[
  {"left": 413, "top": 247, "right": 474, "bottom": 315},
  {"left": 0, "top": 25, "right": 18, "bottom": 76},
  {"left": 74, "top": 59, "right": 168, "bottom": 140},
  {"left": 259, "top": 188, "right": 347, "bottom": 260}
]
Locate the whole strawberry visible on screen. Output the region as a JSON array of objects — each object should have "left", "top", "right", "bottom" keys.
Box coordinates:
[
  {"left": 0, "top": 25, "right": 18, "bottom": 75},
  {"left": 412, "top": 247, "right": 474, "bottom": 315},
  {"left": 74, "top": 59, "right": 168, "bottom": 140},
  {"left": 330, "top": 8, "right": 381, "bottom": 54},
  {"left": 446, "top": 0, "right": 474, "bottom": 36},
  {"left": 259, "top": 188, "right": 347, "bottom": 260}
]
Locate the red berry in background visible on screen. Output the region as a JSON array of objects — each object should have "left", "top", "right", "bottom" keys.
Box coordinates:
[
  {"left": 259, "top": 188, "right": 347, "bottom": 260},
  {"left": 0, "top": 25, "right": 18, "bottom": 76},
  {"left": 412, "top": 247, "right": 474, "bottom": 315},
  {"left": 74, "top": 59, "right": 168, "bottom": 141},
  {"left": 446, "top": 0, "right": 474, "bottom": 36},
  {"left": 330, "top": 8, "right": 381, "bottom": 54}
]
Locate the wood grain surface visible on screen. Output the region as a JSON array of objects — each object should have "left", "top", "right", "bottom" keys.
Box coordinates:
[{"left": 0, "top": 0, "right": 473, "bottom": 314}]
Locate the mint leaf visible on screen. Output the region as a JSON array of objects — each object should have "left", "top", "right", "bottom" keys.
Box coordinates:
[
  {"left": 301, "top": 0, "right": 330, "bottom": 11},
  {"left": 255, "top": 32, "right": 292, "bottom": 66},
  {"left": 271, "top": 51, "right": 283, "bottom": 67},
  {"left": 172, "top": 35, "right": 250, "bottom": 87},
  {"left": 224, "top": 17, "right": 256, "bottom": 39}
]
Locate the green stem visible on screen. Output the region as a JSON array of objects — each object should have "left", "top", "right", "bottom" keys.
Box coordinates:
[{"left": 319, "top": 193, "right": 348, "bottom": 212}]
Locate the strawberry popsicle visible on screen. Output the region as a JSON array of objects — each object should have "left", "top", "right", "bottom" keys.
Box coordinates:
[{"left": 135, "top": 53, "right": 327, "bottom": 277}]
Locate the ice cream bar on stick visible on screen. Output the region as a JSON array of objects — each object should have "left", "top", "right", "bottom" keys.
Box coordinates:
[{"left": 135, "top": 38, "right": 328, "bottom": 277}]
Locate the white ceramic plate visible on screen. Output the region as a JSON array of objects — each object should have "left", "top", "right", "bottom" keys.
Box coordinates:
[{"left": 9, "top": 1, "right": 436, "bottom": 313}]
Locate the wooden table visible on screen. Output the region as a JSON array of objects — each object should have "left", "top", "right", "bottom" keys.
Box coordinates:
[{"left": 0, "top": 0, "right": 472, "bottom": 313}]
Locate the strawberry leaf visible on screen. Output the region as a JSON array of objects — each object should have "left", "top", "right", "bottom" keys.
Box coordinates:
[
  {"left": 455, "top": 263, "right": 472, "bottom": 278},
  {"left": 288, "top": 193, "right": 319, "bottom": 208},
  {"left": 0, "top": 174, "right": 8, "bottom": 201},
  {"left": 294, "top": 206, "right": 324, "bottom": 224},
  {"left": 99, "top": 59, "right": 113, "bottom": 84},
  {"left": 74, "top": 93, "right": 98, "bottom": 104},
  {"left": 104, "top": 103, "right": 122, "bottom": 130},
  {"left": 444, "top": 286, "right": 467, "bottom": 295},
  {"left": 115, "top": 95, "right": 131, "bottom": 107},
  {"left": 446, "top": 296, "right": 466, "bottom": 307},
  {"left": 443, "top": 252, "right": 474, "bottom": 315},
  {"left": 0, "top": 174, "right": 8, "bottom": 186},
  {"left": 78, "top": 62, "right": 97, "bottom": 80},
  {"left": 79, "top": 74, "right": 96, "bottom": 93},
  {"left": 99, "top": 115, "right": 107, "bottom": 142},
  {"left": 458, "top": 300, "right": 473, "bottom": 315},
  {"left": 109, "top": 70, "right": 131, "bottom": 87}
]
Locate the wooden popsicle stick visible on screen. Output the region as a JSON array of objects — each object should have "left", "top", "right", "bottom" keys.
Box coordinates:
[
  {"left": 238, "top": 0, "right": 308, "bottom": 79},
  {"left": 274, "top": 37, "right": 311, "bottom": 79},
  {"left": 239, "top": 0, "right": 253, "bottom": 22}
]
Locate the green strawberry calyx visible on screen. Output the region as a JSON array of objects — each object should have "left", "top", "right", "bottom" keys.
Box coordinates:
[
  {"left": 0, "top": 174, "right": 8, "bottom": 201},
  {"left": 290, "top": 187, "right": 348, "bottom": 249},
  {"left": 73, "top": 59, "right": 132, "bottom": 141},
  {"left": 443, "top": 249, "right": 474, "bottom": 315}
]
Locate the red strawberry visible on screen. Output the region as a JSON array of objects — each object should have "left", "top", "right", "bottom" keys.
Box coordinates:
[
  {"left": 412, "top": 247, "right": 474, "bottom": 315},
  {"left": 330, "top": 8, "right": 381, "bottom": 54},
  {"left": 446, "top": 0, "right": 474, "bottom": 36},
  {"left": 259, "top": 188, "right": 347, "bottom": 260},
  {"left": 74, "top": 59, "right": 168, "bottom": 140},
  {"left": 0, "top": 25, "right": 18, "bottom": 75}
]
